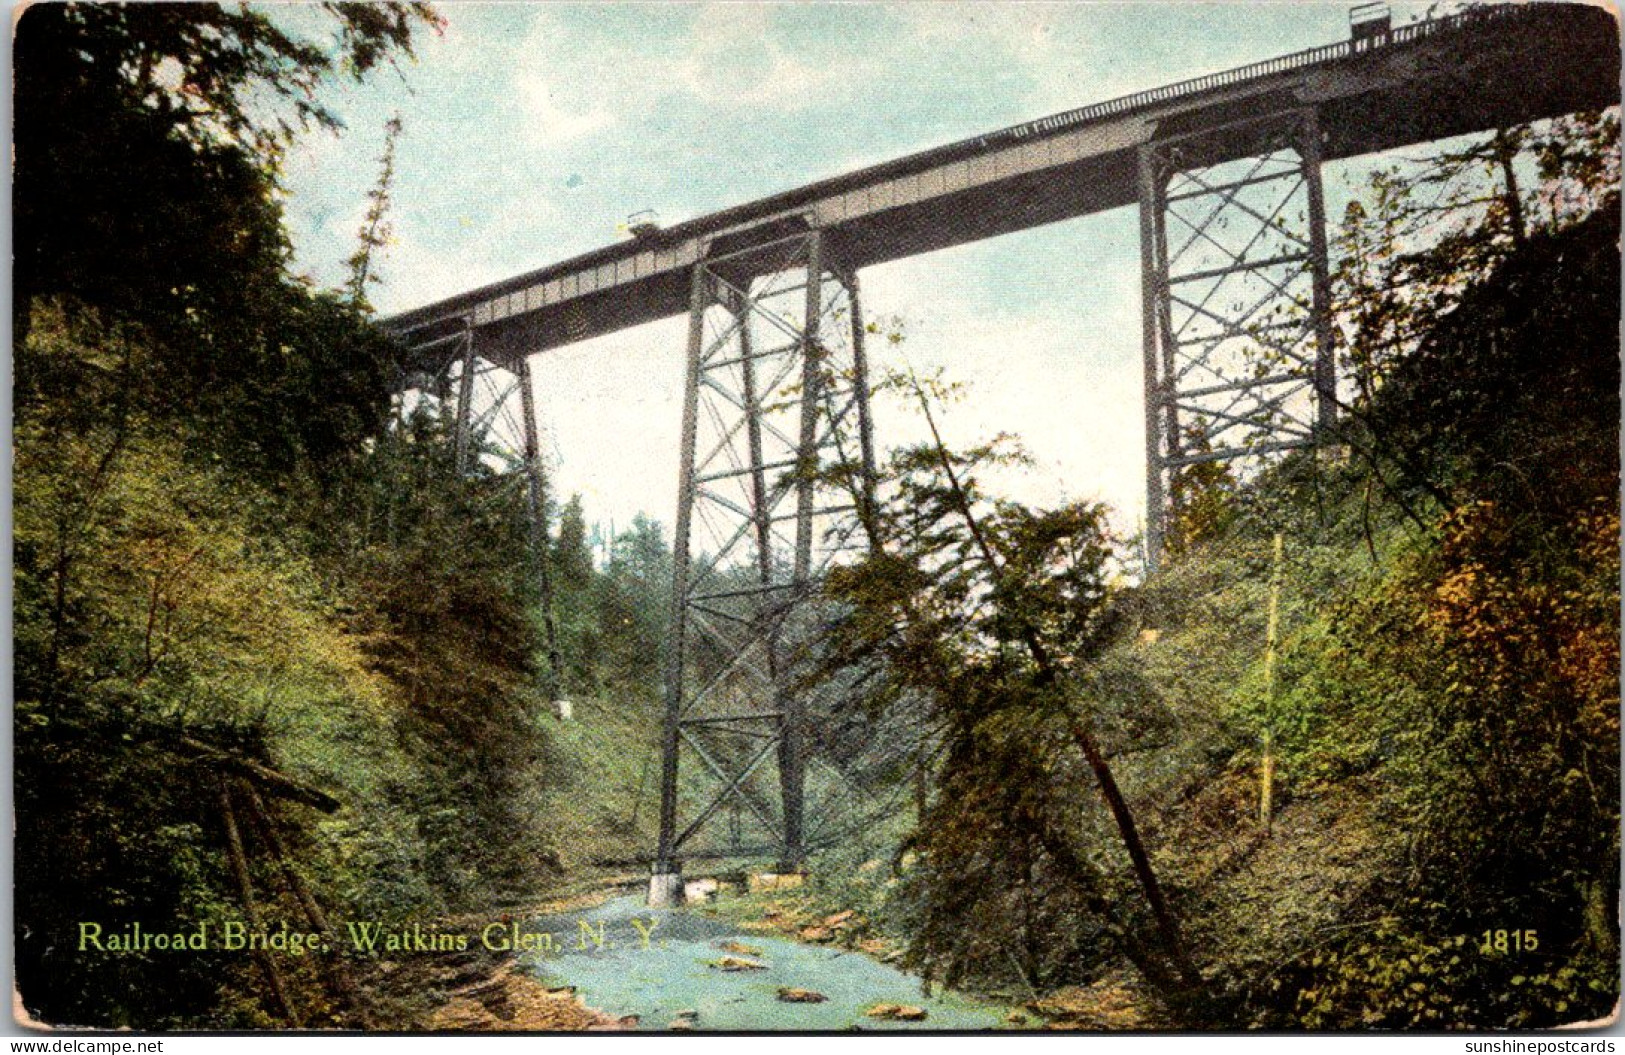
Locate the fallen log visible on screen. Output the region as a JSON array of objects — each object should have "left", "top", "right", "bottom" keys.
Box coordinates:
[{"left": 180, "top": 737, "right": 341, "bottom": 813}]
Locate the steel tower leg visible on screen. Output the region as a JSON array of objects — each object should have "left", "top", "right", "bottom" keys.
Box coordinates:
[
  {"left": 452, "top": 328, "right": 478, "bottom": 474},
  {"left": 652, "top": 263, "right": 711, "bottom": 906},
  {"left": 651, "top": 228, "right": 873, "bottom": 903},
  {"left": 779, "top": 228, "right": 824, "bottom": 872},
  {"left": 730, "top": 284, "right": 796, "bottom": 876},
  {"left": 1299, "top": 111, "right": 1338, "bottom": 433},
  {"left": 423, "top": 325, "right": 541, "bottom": 482},
  {"left": 516, "top": 354, "right": 565, "bottom": 703},
  {"left": 1138, "top": 150, "right": 1171, "bottom": 573},
  {"left": 1137, "top": 107, "right": 1337, "bottom": 571}
]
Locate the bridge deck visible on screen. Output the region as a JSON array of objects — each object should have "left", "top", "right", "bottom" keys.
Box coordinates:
[{"left": 387, "top": 4, "right": 1618, "bottom": 365}]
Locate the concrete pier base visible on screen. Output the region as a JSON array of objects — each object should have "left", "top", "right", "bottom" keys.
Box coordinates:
[
  {"left": 683, "top": 877, "right": 720, "bottom": 904},
  {"left": 647, "top": 869, "right": 685, "bottom": 908},
  {"left": 747, "top": 871, "right": 807, "bottom": 893}
]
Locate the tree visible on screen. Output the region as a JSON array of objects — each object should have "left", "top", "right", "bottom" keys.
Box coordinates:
[
  {"left": 553, "top": 495, "right": 596, "bottom": 594},
  {"left": 1315, "top": 109, "right": 1621, "bottom": 544},
  {"left": 14, "top": 3, "right": 440, "bottom": 474},
  {"left": 11, "top": 303, "right": 423, "bottom": 1027},
  {"left": 595, "top": 515, "right": 673, "bottom": 694},
  {"left": 1243, "top": 127, "right": 1620, "bottom": 1031},
  {"left": 346, "top": 114, "right": 406, "bottom": 312},
  {"left": 819, "top": 369, "right": 1197, "bottom": 996},
  {"left": 539, "top": 494, "right": 595, "bottom": 692},
  {"left": 1332, "top": 111, "right": 1618, "bottom": 420},
  {"left": 16, "top": 2, "right": 439, "bottom": 322},
  {"left": 1165, "top": 427, "right": 1241, "bottom": 558},
  {"left": 4, "top": 3, "right": 577, "bottom": 1029}
]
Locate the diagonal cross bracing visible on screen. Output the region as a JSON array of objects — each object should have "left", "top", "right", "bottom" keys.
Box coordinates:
[
  {"left": 1139, "top": 108, "right": 1335, "bottom": 568},
  {"left": 655, "top": 229, "right": 877, "bottom": 886},
  {"left": 371, "top": 4, "right": 1618, "bottom": 894}
]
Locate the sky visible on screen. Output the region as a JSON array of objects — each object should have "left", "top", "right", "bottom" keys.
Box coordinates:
[{"left": 279, "top": 0, "right": 1443, "bottom": 542}]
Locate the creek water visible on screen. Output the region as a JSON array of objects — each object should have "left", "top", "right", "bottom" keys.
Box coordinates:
[{"left": 517, "top": 895, "right": 1015, "bottom": 1031}]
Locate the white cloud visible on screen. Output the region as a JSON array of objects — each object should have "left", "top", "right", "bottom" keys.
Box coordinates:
[
  {"left": 514, "top": 77, "right": 617, "bottom": 144},
  {"left": 504, "top": 1, "right": 883, "bottom": 150},
  {"left": 505, "top": 10, "right": 647, "bottom": 147},
  {"left": 669, "top": 5, "right": 853, "bottom": 111}
]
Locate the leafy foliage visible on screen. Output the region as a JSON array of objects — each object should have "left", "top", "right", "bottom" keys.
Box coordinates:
[
  {"left": 14, "top": 305, "right": 418, "bottom": 1028},
  {"left": 1215, "top": 127, "right": 1621, "bottom": 1029},
  {"left": 14, "top": 2, "right": 437, "bottom": 474},
  {"left": 816, "top": 371, "right": 1203, "bottom": 997},
  {"left": 11, "top": 2, "right": 1620, "bottom": 1032},
  {"left": 8, "top": 2, "right": 593, "bottom": 1029},
  {"left": 814, "top": 114, "right": 1621, "bottom": 1027}
]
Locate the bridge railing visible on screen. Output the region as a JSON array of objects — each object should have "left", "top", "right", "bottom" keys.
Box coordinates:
[{"left": 885, "top": 4, "right": 1535, "bottom": 167}]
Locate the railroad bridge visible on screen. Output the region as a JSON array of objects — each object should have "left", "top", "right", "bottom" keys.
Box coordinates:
[{"left": 384, "top": 3, "right": 1619, "bottom": 904}]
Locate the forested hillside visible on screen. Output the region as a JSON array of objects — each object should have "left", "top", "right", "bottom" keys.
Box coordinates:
[{"left": 12, "top": 3, "right": 673, "bottom": 1028}]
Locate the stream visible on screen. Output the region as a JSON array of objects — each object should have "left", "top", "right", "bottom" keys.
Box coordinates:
[{"left": 516, "top": 895, "right": 1015, "bottom": 1031}]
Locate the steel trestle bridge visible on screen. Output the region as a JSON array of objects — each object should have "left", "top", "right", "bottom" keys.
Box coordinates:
[{"left": 385, "top": 3, "right": 1618, "bottom": 902}]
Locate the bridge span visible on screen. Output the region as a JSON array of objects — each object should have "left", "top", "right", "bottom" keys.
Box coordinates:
[
  {"left": 383, "top": 3, "right": 1618, "bottom": 902},
  {"left": 388, "top": 3, "right": 1613, "bottom": 362}
]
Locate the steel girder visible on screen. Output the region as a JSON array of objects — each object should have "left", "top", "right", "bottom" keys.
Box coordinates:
[
  {"left": 393, "top": 328, "right": 537, "bottom": 475},
  {"left": 1138, "top": 108, "right": 1336, "bottom": 569},
  {"left": 655, "top": 227, "right": 876, "bottom": 880}
]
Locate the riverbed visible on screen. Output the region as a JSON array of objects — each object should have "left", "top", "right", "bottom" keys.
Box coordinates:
[{"left": 517, "top": 895, "right": 1015, "bottom": 1031}]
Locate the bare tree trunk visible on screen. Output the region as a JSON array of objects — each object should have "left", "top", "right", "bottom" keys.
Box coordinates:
[
  {"left": 1259, "top": 532, "right": 1284, "bottom": 831},
  {"left": 1493, "top": 129, "right": 1528, "bottom": 248},
  {"left": 240, "top": 783, "right": 373, "bottom": 1028},
  {"left": 219, "top": 782, "right": 298, "bottom": 1025}
]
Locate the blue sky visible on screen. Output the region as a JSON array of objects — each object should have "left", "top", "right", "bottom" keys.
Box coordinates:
[{"left": 280, "top": 1, "right": 1442, "bottom": 540}]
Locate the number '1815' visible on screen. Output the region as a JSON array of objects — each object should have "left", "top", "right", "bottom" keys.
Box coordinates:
[{"left": 1480, "top": 929, "right": 1538, "bottom": 954}]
